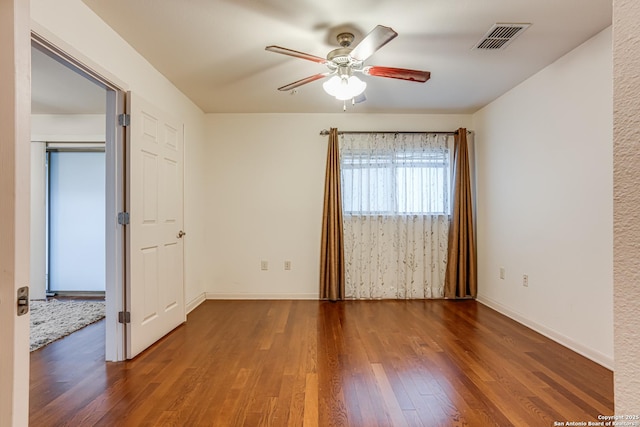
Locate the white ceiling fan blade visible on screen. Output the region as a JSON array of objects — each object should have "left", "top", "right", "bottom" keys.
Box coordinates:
[{"left": 349, "top": 25, "right": 398, "bottom": 62}]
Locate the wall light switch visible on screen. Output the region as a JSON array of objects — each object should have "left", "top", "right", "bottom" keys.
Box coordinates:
[
  {"left": 284, "top": 260, "right": 292, "bottom": 270},
  {"left": 261, "top": 260, "right": 268, "bottom": 271},
  {"left": 499, "top": 267, "right": 505, "bottom": 280}
]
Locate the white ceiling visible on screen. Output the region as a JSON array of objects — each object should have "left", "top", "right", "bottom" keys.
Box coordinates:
[
  {"left": 31, "top": 45, "right": 106, "bottom": 115},
  {"left": 35, "top": 0, "right": 612, "bottom": 115}
]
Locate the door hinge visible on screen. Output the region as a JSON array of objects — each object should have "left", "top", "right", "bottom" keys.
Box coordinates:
[
  {"left": 117, "top": 212, "right": 130, "bottom": 225},
  {"left": 118, "top": 113, "right": 131, "bottom": 127},
  {"left": 118, "top": 311, "right": 131, "bottom": 324}
]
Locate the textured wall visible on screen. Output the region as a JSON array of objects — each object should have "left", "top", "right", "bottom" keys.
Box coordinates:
[{"left": 613, "top": 0, "right": 640, "bottom": 413}]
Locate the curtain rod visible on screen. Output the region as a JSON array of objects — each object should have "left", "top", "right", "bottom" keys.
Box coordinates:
[{"left": 319, "top": 129, "right": 466, "bottom": 136}]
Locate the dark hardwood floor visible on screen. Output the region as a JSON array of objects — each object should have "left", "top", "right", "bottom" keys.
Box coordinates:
[{"left": 30, "top": 300, "right": 613, "bottom": 426}]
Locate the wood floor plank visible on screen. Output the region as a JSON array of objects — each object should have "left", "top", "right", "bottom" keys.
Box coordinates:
[
  {"left": 30, "top": 300, "right": 613, "bottom": 426},
  {"left": 303, "top": 373, "right": 319, "bottom": 427},
  {"left": 371, "top": 363, "right": 409, "bottom": 427}
]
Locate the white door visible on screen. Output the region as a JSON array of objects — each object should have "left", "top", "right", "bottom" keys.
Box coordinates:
[{"left": 126, "top": 92, "right": 185, "bottom": 358}]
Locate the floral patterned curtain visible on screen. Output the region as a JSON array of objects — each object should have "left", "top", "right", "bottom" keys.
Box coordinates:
[{"left": 340, "top": 133, "right": 452, "bottom": 299}]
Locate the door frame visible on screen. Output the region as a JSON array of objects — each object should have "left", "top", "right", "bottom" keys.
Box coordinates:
[
  {"left": 0, "top": 1, "right": 31, "bottom": 424},
  {"left": 31, "top": 28, "right": 129, "bottom": 361}
]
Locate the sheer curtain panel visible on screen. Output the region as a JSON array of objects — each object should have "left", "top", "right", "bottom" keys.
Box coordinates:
[{"left": 340, "top": 133, "right": 452, "bottom": 299}]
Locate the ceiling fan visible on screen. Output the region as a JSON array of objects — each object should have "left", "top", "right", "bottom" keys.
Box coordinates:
[{"left": 265, "top": 25, "right": 431, "bottom": 104}]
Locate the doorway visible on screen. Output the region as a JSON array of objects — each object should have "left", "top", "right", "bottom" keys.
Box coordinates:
[{"left": 30, "top": 34, "right": 127, "bottom": 361}]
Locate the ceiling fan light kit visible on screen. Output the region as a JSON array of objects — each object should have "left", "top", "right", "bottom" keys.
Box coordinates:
[
  {"left": 323, "top": 75, "right": 367, "bottom": 100},
  {"left": 266, "top": 25, "right": 431, "bottom": 108}
]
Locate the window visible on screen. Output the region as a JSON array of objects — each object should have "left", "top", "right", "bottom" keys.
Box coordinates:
[
  {"left": 340, "top": 133, "right": 451, "bottom": 215},
  {"left": 338, "top": 132, "right": 453, "bottom": 299}
]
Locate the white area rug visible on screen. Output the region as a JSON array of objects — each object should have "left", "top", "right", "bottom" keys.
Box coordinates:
[{"left": 30, "top": 299, "right": 105, "bottom": 352}]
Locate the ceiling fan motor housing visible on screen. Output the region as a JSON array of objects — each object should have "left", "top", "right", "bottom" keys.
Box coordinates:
[
  {"left": 337, "top": 32, "right": 355, "bottom": 47},
  {"left": 326, "top": 32, "right": 364, "bottom": 69},
  {"left": 327, "top": 47, "right": 352, "bottom": 64}
]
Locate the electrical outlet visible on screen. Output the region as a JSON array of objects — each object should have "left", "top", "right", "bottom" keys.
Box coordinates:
[
  {"left": 523, "top": 274, "right": 528, "bottom": 287},
  {"left": 284, "top": 260, "right": 292, "bottom": 270},
  {"left": 500, "top": 267, "right": 505, "bottom": 280},
  {"left": 261, "top": 260, "right": 268, "bottom": 271}
]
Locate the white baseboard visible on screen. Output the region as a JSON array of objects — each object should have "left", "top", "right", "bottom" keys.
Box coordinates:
[
  {"left": 204, "top": 292, "right": 318, "bottom": 300},
  {"left": 186, "top": 292, "right": 206, "bottom": 314},
  {"left": 476, "top": 295, "right": 614, "bottom": 370}
]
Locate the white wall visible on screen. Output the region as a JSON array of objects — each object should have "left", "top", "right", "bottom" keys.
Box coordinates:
[
  {"left": 31, "top": 0, "right": 209, "bottom": 307},
  {"left": 473, "top": 28, "right": 613, "bottom": 368},
  {"left": 205, "top": 113, "right": 472, "bottom": 298},
  {"left": 613, "top": 0, "right": 640, "bottom": 413},
  {"left": 31, "top": 114, "right": 105, "bottom": 142}
]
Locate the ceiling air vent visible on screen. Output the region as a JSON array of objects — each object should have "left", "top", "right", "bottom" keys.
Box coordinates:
[{"left": 473, "top": 23, "right": 531, "bottom": 50}]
